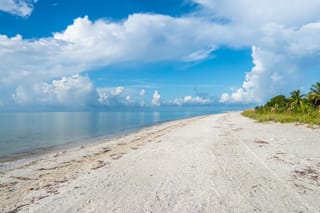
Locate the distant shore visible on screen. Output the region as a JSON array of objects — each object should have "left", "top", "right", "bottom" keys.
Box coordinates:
[{"left": 1, "top": 112, "right": 320, "bottom": 212}]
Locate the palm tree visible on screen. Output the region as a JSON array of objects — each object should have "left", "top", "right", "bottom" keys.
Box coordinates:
[
  {"left": 308, "top": 82, "right": 320, "bottom": 106},
  {"left": 288, "top": 90, "right": 305, "bottom": 111}
]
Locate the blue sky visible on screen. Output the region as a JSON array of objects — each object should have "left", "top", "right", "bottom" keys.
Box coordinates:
[{"left": 0, "top": 0, "right": 319, "bottom": 110}]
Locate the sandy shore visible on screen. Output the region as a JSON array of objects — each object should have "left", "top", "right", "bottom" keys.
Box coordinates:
[{"left": 1, "top": 112, "right": 319, "bottom": 212}]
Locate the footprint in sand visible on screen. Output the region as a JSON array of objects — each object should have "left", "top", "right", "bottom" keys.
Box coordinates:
[
  {"left": 91, "top": 160, "right": 109, "bottom": 170},
  {"left": 110, "top": 153, "right": 123, "bottom": 160}
]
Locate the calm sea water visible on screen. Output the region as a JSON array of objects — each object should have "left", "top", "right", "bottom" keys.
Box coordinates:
[{"left": 0, "top": 106, "right": 236, "bottom": 160}]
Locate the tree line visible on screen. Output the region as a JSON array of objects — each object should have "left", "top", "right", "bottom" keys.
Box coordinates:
[
  {"left": 255, "top": 82, "right": 320, "bottom": 114},
  {"left": 242, "top": 82, "right": 320, "bottom": 125}
]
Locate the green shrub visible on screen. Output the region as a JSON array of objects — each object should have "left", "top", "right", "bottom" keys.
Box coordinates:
[{"left": 241, "top": 82, "right": 320, "bottom": 126}]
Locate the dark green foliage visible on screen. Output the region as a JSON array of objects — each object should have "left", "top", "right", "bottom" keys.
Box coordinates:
[
  {"left": 242, "top": 82, "right": 320, "bottom": 126},
  {"left": 265, "top": 95, "right": 288, "bottom": 112},
  {"left": 288, "top": 90, "right": 305, "bottom": 111},
  {"left": 309, "top": 82, "right": 320, "bottom": 107}
]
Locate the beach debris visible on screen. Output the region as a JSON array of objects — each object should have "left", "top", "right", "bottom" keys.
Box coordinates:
[
  {"left": 37, "top": 163, "right": 70, "bottom": 171},
  {"left": 0, "top": 181, "right": 18, "bottom": 189},
  {"left": 232, "top": 128, "right": 243, "bottom": 131},
  {"left": 91, "top": 160, "right": 109, "bottom": 170},
  {"left": 110, "top": 154, "right": 123, "bottom": 160},
  {"left": 254, "top": 140, "right": 269, "bottom": 144},
  {"left": 293, "top": 166, "right": 320, "bottom": 185},
  {"left": 7, "top": 203, "right": 29, "bottom": 213},
  {"left": 117, "top": 142, "right": 127, "bottom": 146},
  {"left": 102, "top": 147, "right": 111, "bottom": 153},
  {"left": 11, "top": 176, "right": 34, "bottom": 181}
]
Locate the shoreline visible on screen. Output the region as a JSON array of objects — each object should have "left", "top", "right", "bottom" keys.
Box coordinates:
[
  {"left": 0, "top": 114, "right": 209, "bottom": 166},
  {"left": 0, "top": 114, "right": 209, "bottom": 171},
  {"left": 1, "top": 112, "right": 319, "bottom": 212}
]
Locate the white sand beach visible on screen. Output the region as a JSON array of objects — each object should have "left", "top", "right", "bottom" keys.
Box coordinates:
[{"left": 1, "top": 112, "right": 319, "bottom": 212}]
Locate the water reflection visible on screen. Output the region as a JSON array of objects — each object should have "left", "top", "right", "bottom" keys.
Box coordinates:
[{"left": 0, "top": 108, "right": 221, "bottom": 158}]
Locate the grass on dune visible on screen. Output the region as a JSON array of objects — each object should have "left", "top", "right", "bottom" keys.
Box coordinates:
[
  {"left": 242, "top": 109, "right": 320, "bottom": 126},
  {"left": 242, "top": 81, "right": 320, "bottom": 126}
]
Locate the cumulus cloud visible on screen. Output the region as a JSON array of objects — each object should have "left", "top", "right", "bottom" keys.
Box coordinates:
[
  {"left": 110, "top": 87, "right": 124, "bottom": 96},
  {"left": 52, "top": 14, "right": 223, "bottom": 62},
  {"left": 10, "top": 74, "right": 96, "bottom": 107},
  {"left": 139, "top": 89, "right": 146, "bottom": 96},
  {"left": 0, "top": 14, "right": 226, "bottom": 93},
  {"left": 97, "top": 86, "right": 150, "bottom": 107},
  {"left": 190, "top": 0, "right": 320, "bottom": 104},
  {"left": 12, "top": 86, "right": 29, "bottom": 104},
  {"left": 1, "top": 0, "right": 320, "bottom": 108},
  {"left": 151, "top": 90, "right": 161, "bottom": 106},
  {"left": 96, "top": 86, "right": 125, "bottom": 105},
  {"left": 221, "top": 23, "right": 320, "bottom": 103},
  {"left": 0, "top": 0, "right": 38, "bottom": 17},
  {"left": 126, "top": 96, "right": 131, "bottom": 101},
  {"left": 193, "top": 0, "right": 320, "bottom": 27},
  {"left": 219, "top": 93, "right": 230, "bottom": 103},
  {"left": 39, "top": 74, "right": 95, "bottom": 106},
  {"left": 9, "top": 75, "right": 147, "bottom": 109},
  {"left": 171, "top": 95, "right": 210, "bottom": 105}
]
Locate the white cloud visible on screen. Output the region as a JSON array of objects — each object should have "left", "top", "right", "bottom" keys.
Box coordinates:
[
  {"left": 171, "top": 95, "right": 210, "bottom": 105},
  {"left": 193, "top": 0, "right": 320, "bottom": 27},
  {"left": 12, "top": 86, "right": 29, "bottom": 104},
  {"left": 0, "top": 15, "right": 225, "bottom": 91},
  {"left": 183, "top": 47, "right": 215, "bottom": 62},
  {"left": 1, "top": 1, "right": 320, "bottom": 108},
  {"left": 110, "top": 87, "right": 124, "bottom": 96},
  {"left": 96, "top": 86, "right": 125, "bottom": 105},
  {"left": 221, "top": 23, "right": 320, "bottom": 103},
  {"left": 97, "top": 86, "right": 149, "bottom": 107},
  {"left": 139, "top": 89, "right": 146, "bottom": 96},
  {"left": 190, "top": 0, "right": 320, "bottom": 104},
  {"left": 52, "top": 14, "right": 228, "bottom": 63},
  {"left": 0, "top": 0, "right": 38, "bottom": 17},
  {"left": 219, "top": 93, "right": 230, "bottom": 103},
  {"left": 10, "top": 74, "right": 96, "bottom": 107},
  {"left": 96, "top": 89, "right": 108, "bottom": 104},
  {"left": 0, "top": 13, "right": 227, "bottom": 108},
  {"left": 151, "top": 90, "right": 161, "bottom": 106},
  {"left": 39, "top": 74, "right": 95, "bottom": 106},
  {"left": 7, "top": 76, "right": 148, "bottom": 109}
]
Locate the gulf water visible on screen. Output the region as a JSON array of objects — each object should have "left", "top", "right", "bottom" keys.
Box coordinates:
[{"left": 0, "top": 106, "right": 239, "bottom": 160}]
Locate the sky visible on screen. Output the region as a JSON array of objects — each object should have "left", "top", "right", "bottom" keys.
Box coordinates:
[{"left": 0, "top": 0, "right": 319, "bottom": 111}]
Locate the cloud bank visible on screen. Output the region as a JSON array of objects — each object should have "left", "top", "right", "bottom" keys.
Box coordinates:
[
  {"left": 0, "top": 13, "right": 225, "bottom": 109},
  {"left": 10, "top": 74, "right": 96, "bottom": 108},
  {"left": 170, "top": 95, "right": 210, "bottom": 106},
  {"left": 152, "top": 90, "right": 161, "bottom": 106},
  {"left": 192, "top": 0, "right": 320, "bottom": 103},
  {"left": 0, "top": 14, "right": 223, "bottom": 87},
  {"left": 0, "top": 0, "right": 38, "bottom": 17},
  {"left": 220, "top": 22, "right": 320, "bottom": 103},
  {"left": 1, "top": 0, "right": 320, "bottom": 109}
]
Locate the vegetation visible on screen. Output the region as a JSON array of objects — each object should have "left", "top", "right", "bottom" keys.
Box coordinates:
[{"left": 242, "top": 82, "right": 320, "bottom": 126}]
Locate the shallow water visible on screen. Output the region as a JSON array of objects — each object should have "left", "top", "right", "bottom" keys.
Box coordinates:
[{"left": 0, "top": 106, "right": 235, "bottom": 160}]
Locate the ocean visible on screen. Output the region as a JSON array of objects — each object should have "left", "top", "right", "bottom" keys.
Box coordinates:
[{"left": 0, "top": 106, "right": 239, "bottom": 161}]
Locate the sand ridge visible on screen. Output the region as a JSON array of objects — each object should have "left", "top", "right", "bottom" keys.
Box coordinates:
[{"left": 0, "top": 112, "right": 319, "bottom": 212}]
